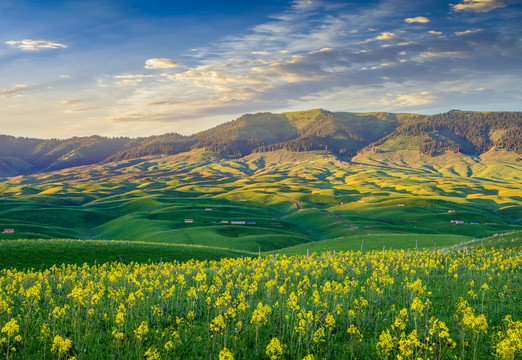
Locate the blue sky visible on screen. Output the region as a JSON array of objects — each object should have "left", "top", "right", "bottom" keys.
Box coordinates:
[{"left": 1, "top": 0, "right": 521, "bottom": 138}]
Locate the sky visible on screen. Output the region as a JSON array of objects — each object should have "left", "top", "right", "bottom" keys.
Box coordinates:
[{"left": 1, "top": 0, "right": 521, "bottom": 138}]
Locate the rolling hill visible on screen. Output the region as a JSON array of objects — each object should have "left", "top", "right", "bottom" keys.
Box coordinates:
[{"left": 0, "top": 108, "right": 520, "bottom": 266}]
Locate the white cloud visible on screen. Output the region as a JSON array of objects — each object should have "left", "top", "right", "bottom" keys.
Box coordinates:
[
  {"left": 376, "top": 32, "right": 397, "bottom": 40},
  {"left": 418, "top": 51, "right": 462, "bottom": 58},
  {"left": 113, "top": 74, "right": 156, "bottom": 86},
  {"left": 0, "top": 85, "right": 27, "bottom": 98},
  {"left": 144, "top": 58, "right": 178, "bottom": 69},
  {"left": 404, "top": 16, "right": 430, "bottom": 23},
  {"left": 385, "top": 91, "right": 438, "bottom": 107},
  {"left": 428, "top": 31, "right": 443, "bottom": 35},
  {"left": 452, "top": 0, "right": 517, "bottom": 12},
  {"left": 455, "top": 29, "right": 484, "bottom": 36},
  {"left": 164, "top": 65, "right": 266, "bottom": 87},
  {"left": 5, "top": 39, "right": 67, "bottom": 51},
  {"left": 291, "top": 0, "right": 317, "bottom": 11}
]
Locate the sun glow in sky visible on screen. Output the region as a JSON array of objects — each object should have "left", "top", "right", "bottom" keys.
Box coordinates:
[{"left": 1, "top": 0, "right": 521, "bottom": 138}]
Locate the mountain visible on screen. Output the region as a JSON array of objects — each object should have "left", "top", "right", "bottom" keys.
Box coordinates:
[
  {"left": 365, "top": 110, "right": 522, "bottom": 156},
  {"left": 0, "top": 109, "right": 520, "bottom": 177}
]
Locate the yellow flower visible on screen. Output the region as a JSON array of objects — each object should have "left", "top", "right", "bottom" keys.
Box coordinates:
[
  {"left": 347, "top": 324, "right": 362, "bottom": 340},
  {"left": 266, "top": 337, "right": 283, "bottom": 360},
  {"left": 313, "top": 327, "right": 326, "bottom": 344},
  {"left": 144, "top": 347, "right": 160, "bottom": 360},
  {"left": 112, "top": 329, "right": 124, "bottom": 342},
  {"left": 411, "top": 297, "right": 424, "bottom": 313},
  {"left": 219, "top": 347, "right": 234, "bottom": 360},
  {"left": 51, "top": 335, "right": 72, "bottom": 355},
  {"left": 376, "top": 329, "right": 395, "bottom": 358},
  {"left": 325, "top": 313, "right": 336, "bottom": 332},
  {"left": 251, "top": 302, "right": 272, "bottom": 326},
  {"left": 1, "top": 319, "right": 19, "bottom": 337},
  {"left": 494, "top": 315, "right": 522, "bottom": 360},
  {"left": 210, "top": 314, "right": 226, "bottom": 335},
  {"left": 115, "top": 303, "right": 126, "bottom": 326},
  {"left": 40, "top": 323, "right": 50, "bottom": 341},
  {"left": 134, "top": 321, "right": 149, "bottom": 341}
]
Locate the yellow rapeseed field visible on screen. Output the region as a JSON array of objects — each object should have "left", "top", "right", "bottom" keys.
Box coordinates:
[{"left": 0, "top": 248, "right": 521, "bottom": 359}]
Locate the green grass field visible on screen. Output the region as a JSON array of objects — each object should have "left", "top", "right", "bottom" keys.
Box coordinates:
[
  {"left": 0, "top": 239, "right": 254, "bottom": 270},
  {"left": 0, "top": 149, "right": 520, "bottom": 268}
]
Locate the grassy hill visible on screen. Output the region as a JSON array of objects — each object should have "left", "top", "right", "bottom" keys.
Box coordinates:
[
  {"left": 1, "top": 108, "right": 520, "bottom": 268},
  {"left": 1, "top": 144, "right": 520, "bottom": 269}
]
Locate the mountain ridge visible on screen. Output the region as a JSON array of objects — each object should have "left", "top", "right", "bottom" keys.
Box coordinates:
[{"left": 1, "top": 109, "right": 520, "bottom": 176}]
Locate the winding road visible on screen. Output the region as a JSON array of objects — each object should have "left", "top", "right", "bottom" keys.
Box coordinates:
[
  {"left": 264, "top": 189, "right": 301, "bottom": 210},
  {"left": 263, "top": 189, "right": 359, "bottom": 228}
]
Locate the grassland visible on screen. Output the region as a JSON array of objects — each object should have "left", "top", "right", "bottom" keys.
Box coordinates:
[
  {"left": 0, "top": 149, "right": 521, "bottom": 359},
  {"left": 0, "top": 148, "right": 520, "bottom": 267}
]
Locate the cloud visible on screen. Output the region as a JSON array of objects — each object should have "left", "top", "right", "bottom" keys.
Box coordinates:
[
  {"left": 89, "top": 0, "right": 521, "bottom": 132},
  {"left": 452, "top": 0, "right": 518, "bottom": 12},
  {"left": 65, "top": 106, "right": 106, "bottom": 113},
  {"left": 404, "top": 16, "right": 430, "bottom": 23},
  {"left": 113, "top": 73, "right": 156, "bottom": 86},
  {"left": 455, "top": 29, "right": 484, "bottom": 36},
  {"left": 108, "top": 114, "right": 146, "bottom": 122},
  {"left": 164, "top": 65, "right": 266, "bottom": 86},
  {"left": 5, "top": 39, "right": 67, "bottom": 51},
  {"left": 376, "top": 32, "right": 397, "bottom": 40},
  {"left": 387, "top": 91, "right": 438, "bottom": 107},
  {"left": 144, "top": 58, "right": 178, "bottom": 69},
  {"left": 0, "top": 85, "right": 27, "bottom": 98},
  {"left": 61, "top": 99, "right": 82, "bottom": 105},
  {"left": 292, "top": 0, "right": 315, "bottom": 10}
]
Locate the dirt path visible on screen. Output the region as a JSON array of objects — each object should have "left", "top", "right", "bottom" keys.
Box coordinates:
[
  {"left": 307, "top": 208, "right": 358, "bottom": 228},
  {"left": 264, "top": 189, "right": 301, "bottom": 210},
  {"left": 264, "top": 189, "right": 362, "bottom": 228}
]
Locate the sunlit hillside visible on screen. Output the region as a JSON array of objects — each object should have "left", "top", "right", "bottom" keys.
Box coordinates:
[{"left": 0, "top": 144, "right": 520, "bottom": 269}]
